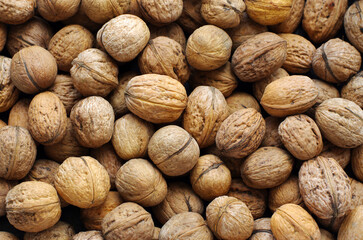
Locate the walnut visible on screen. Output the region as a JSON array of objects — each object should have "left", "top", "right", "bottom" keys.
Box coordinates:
[
  {"left": 73, "top": 231, "right": 103, "bottom": 240},
  {"left": 137, "top": 0, "right": 183, "bottom": 26},
  {"left": 37, "top": 0, "right": 81, "bottom": 22},
  {"left": 0, "top": 126, "right": 36, "bottom": 180},
  {"left": 337, "top": 205, "right": 363, "bottom": 240},
  {"left": 245, "top": 0, "right": 293, "bottom": 25},
  {"left": 81, "top": 0, "right": 130, "bottom": 24},
  {"left": 0, "top": 179, "right": 17, "bottom": 217},
  {"left": 0, "top": 0, "right": 36, "bottom": 25},
  {"left": 128, "top": 0, "right": 142, "bottom": 17},
  {"left": 270, "top": 0, "right": 305, "bottom": 33},
  {"left": 8, "top": 98, "right": 30, "bottom": 130},
  {"left": 345, "top": 1, "right": 363, "bottom": 53},
  {"left": 320, "top": 229, "right": 335, "bottom": 240},
  {"left": 260, "top": 116, "right": 283, "bottom": 148},
  {"left": 307, "top": 79, "right": 340, "bottom": 114},
  {"left": 25, "top": 159, "right": 59, "bottom": 185},
  {"left": 0, "top": 23, "right": 6, "bottom": 52},
  {"left": 186, "top": 25, "right": 232, "bottom": 71},
  {"left": 5, "top": 181, "right": 61, "bottom": 232},
  {"left": 0, "top": 232, "right": 18, "bottom": 240},
  {"left": 149, "top": 23, "right": 186, "bottom": 49},
  {"left": 62, "top": 4, "right": 102, "bottom": 32},
  {"left": 249, "top": 218, "right": 274, "bottom": 240},
  {"left": 148, "top": 125, "right": 200, "bottom": 176},
  {"left": 352, "top": 145, "right": 363, "bottom": 181},
  {"left": 226, "top": 92, "right": 261, "bottom": 114},
  {"left": 177, "top": 0, "right": 206, "bottom": 34},
  {"left": 319, "top": 140, "right": 351, "bottom": 169},
  {"left": 349, "top": 178, "right": 363, "bottom": 213},
  {"left": 24, "top": 221, "right": 75, "bottom": 240},
  {"left": 0, "top": 56, "right": 19, "bottom": 113},
  {"left": 341, "top": 71, "right": 363, "bottom": 108}
]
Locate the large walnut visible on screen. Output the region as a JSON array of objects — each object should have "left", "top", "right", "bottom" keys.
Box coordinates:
[
  {"left": 137, "top": 0, "right": 183, "bottom": 26},
  {"left": 245, "top": 0, "right": 292, "bottom": 25},
  {"left": 0, "top": 0, "right": 36, "bottom": 25},
  {"left": 345, "top": 1, "right": 363, "bottom": 53},
  {"left": 270, "top": 0, "right": 305, "bottom": 33},
  {"left": 0, "top": 56, "right": 19, "bottom": 113},
  {"left": 37, "top": 0, "right": 81, "bottom": 22},
  {"left": 81, "top": 0, "right": 130, "bottom": 24}
]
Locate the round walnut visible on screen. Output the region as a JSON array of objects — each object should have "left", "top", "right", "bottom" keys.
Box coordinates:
[
  {"left": 241, "top": 147, "right": 294, "bottom": 189},
  {"left": 37, "top": 0, "right": 80, "bottom": 22},
  {"left": 0, "top": 232, "right": 18, "bottom": 240},
  {"left": 206, "top": 196, "right": 254, "bottom": 240},
  {"left": 201, "top": 0, "right": 245, "bottom": 29},
  {"left": 249, "top": 218, "right": 274, "bottom": 240},
  {"left": 226, "top": 92, "right": 261, "bottom": 114},
  {"left": 315, "top": 98, "right": 363, "bottom": 148},
  {"left": 341, "top": 71, "right": 363, "bottom": 108},
  {"left": 232, "top": 32, "right": 287, "bottom": 83},
  {"left": 190, "top": 154, "right": 231, "bottom": 201},
  {"left": 125, "top": 74, "right": 187, "bottom": 124},
  {"left": 260, "top": 116, "right": 283, "bottom": 148},
  {"left": 345, "top": 1, "right": 363, "bottom": 53},
  {"left": 102, "top": 202, "right": 154, "bottom": 240},
  {"left": 6, "top": 181, "right": 61, "bottom": 232},
  {"left": 186, "top": 25, "right": 232, "bottom": 71},
  {"left": 0, "top": 179, "right": 17, "bottom": 217},
  {"left": 0, "top": 23, "right": 6, "bottom": 52},
  {"left": 73, "top": 231, "right": 103, "bottom": 240},
  {"left": 138, "top": 36, "right": 190, "bottom": 84},
  {"left": 55, "top": 156, "right": 110, "bottom": 208},
  {"left": 148, "top": 125, "right": 200, "bottom": 176},
  {"left": 81, "top": 0, "right": 130, "bottom": 24},
  {"left": 70, "top": 96, "right": 115, "bottom": 148},
  {"left": 0, "top": 0, "right": 35, "bottom": 25},
  {"left": 312, "top": 38, "right": 361, "bottom": 83},
  {"left": 299, "top": 156, "right": 352, "bottom": 230},
  {"left": 23, "top": 221, "right": 75, "bottom": 240},
  {"left": 0, "top": 126, "right": 36, "bottom": 180},
  {"left": 149, "top": 23, "right": 186, "bottom": 49},
  {"left": 216, "top": 108, "right": 265, "bottom": 158},
  {"left": 152, "top": 182, "right": 204, "bottom": 225},
  {"left": 227, "top": 179, "right": 267, "bottom": 219},
  {"left": 159, "top": 212, "right": 214, "bottom": 240},
  {"left": 48, "top": 24, "right": 94, "bottom": 72},
  {"left": 10, "top": 46, "right": 57, "bottom": 94},
  {"left": 245, "top": 0, "right": 292, "bottom": 25},
  {"left": 271, "top": 203, "right": 321, "bottom": 240},
  {"left": 319, "top": 140, "right": 351, "bottom": 169},
  {"left": 177, "top": 0, "right": 206, "bottom": 34},
  {"left": 352, "top": 145, "right": 363, "bottom": 182},
  {"left": 338, "top": 205, "right": 363, "bottom": 240},
  {"left": 8, "top": 98, "right": 30, "bottom": 130},
  {"left": 137, "top": 0, "right": 183, "bottom": 26},
  {"left": 270, "top": 0, "right": 305, "bottom": 33},
  {"left": 183, "top": 86, "right": 229, "bottom": 148},
  {"left": 97, "top": 14, "right": 149, "bottom": 63},
  {"left": 0, "top": 56, "right": 19, "bottom": 113}
]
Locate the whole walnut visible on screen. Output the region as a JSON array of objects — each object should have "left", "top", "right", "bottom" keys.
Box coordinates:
[
  {"left": 0, "top": 23, "right": 6, "bottom": 52},
  {"left": 270, "top": 0, "right": 305, "bottom": 33},
  {"left": 97, "top": 14, "right": 150, "bottom": 63},
  {"left": 81, "top": 0, "right": 130, "bottom": 24},
  {"left": 345, "top": 1, "right": 363, "bottom": 53},
  {"left": 8, "top": 98, "right": 30, "bottom": 130},
  {"left": 319, "top": 140, "right": 351, "bottom": 169},
  {"left": 55, "top": 156, "right": 110, "bottom": 208},
  {"left": 0, "top": 232, "right": 18, "bottom": 240},
  {"left": 341, "top": 71, "right": 363, "bottom": 108},
  {"left": 312, "top": 38, "right": 361, "bottom": 83},
  {"left": 0, "top": 56, "right": 19, "bottom": 113},
  {"left": 249, "top": 218, "right": 274, "bottom": 240},
  {"left": 245, "top": 0, "right": 293, "bottom": 25},
  {"left": 337, "top": 205, "right": 363, "bottom": 240},
  {"left": 23, "top": 221, "right": 75, "bottom": 240},
  {"left": 70, "top": 96, "right": 115, "bottom": 148},
  {"left": 226, "top": 92, "right": 261, "bottom": 113},
  {"left": 186, "top": 25, "right": 232, "bottom": 71},
  {"left": 152, "top": 182, "right": 204, "bottom": 225},
  {"left": 6, "top": 181, "right": 61, "bottom": 232},
  {"left": 0, "top": 0, "right": 35, "bottom": 25},
  {"left": 138, "top": 36, "right": 190, "bottom": 84},
  {"left": 260, "top": 116, "right": 283, "bottom": 148},
  {"left": 10, "top": 46, "right": 57, "bottom": 94},
  {"left": 73, "top": 231, "right": 103, "bottom": 240},
  {"left": 148, "top": 125, "right": 200, "bottom": 176},
  {"left": 48, "top": 24, "right": 94, "bottom": 72},
  {"left": 137, "top": 0, "right": 183, "bottom": 26},
  {"left": 177, "top": 0, "right": 206, "bottom": 34},
  {"left": 0, "top": 179, "right": 17, "bottom": 217},
  {"left": 206, "top": 196, "right": 254, "bottom": 240},
  {"left": 37, "top": 0, "right": 81, "bottom": 22},
  {"left": 70, "top": 48, "right": 119, "bottom": 97},
  {"left": 0, "top": 126, "right": 36, "bottom": 180},
  {"left": 149, "top": 23, "right": 186, "bottom": 49},
  {"left": 102, "top": 202, "right": 154, "bottom": 240},
  {"left": 352, "top": 145, "right": 363, "bottom": 181}
]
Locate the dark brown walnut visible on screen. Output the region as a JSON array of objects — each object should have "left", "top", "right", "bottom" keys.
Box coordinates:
[
  {"left": 81, "top": 0, "right": 130, "bottom": 24},
  {"left": 55, "top": 156, "right": 110, "bottom": 208},
  {"left": 352, "top": 145, "right": 363, "bottom": 181},
  {"left": 312, "top": 38, "right": 361, "bottom": 83},
  {"left": 271, "top": 204, "right": 321, "bottom": 240},
  {"left": 23, "top": 221, "right": 75, "bottom": 240},
  {"left": 148, "top": 125, "right": 200, "bottom": 176},
  {"left": 186, "top": 25, "right": 232, "bottom": 71},
  {"left": 102, "top": 202, "right": 154, "bottom": 240},
  {"left": 0, "top": 126, "right": 36, "bottom": 180},
  {"left": 97, "top": 14, "right": 150, "bottom": 63},
  {"left": 319, "top": 140, "right": 351, "bottom": 169},
  {"left": 206, "top": 196, "right": 254, "bottom": 240},
  {"left": 201, "top": 0, "right": 246, "bottom": 29},
  {"left": 81, "top": 191, "right": 123, "bottom": 230},
  {"left": 232, "top": 32, "right": 287, "bottom": 82},
  {"left": 137, "top": 0, "right": 183, "bottom": 26},
  {"left": 183, "top": 86, "right": 229, "bottom": 148},
  {"left": 37, "top": 0, "right": 80, "bottom": 22},
  {"left": 349, "top": 178, "right": 363, "bottom": 213},
  {"left": 152, "top": 182, "right": 204, "bottom": 225},
  {"left": 190, "top": 154, "right": 231, "bottom": 201},
  {"left": 321, "top": 229, "right": 335, "bottom": 240},
  {"left": 48, "top": 24, "right": 94, "bottom": 72},
  {"left": 0, "top": 23, "right": 6, "bottom": 52},
  {"left": 299, "top": 156, "right": 352, "bottom": 230},
  {"left": 73, "top": 231, "right": 103, "bottom": 240},
  {"left": 341, "top": 71, "right": 363, "bottom": 108},
  {"left": 138, "top": 37, "right": 190, "bottom": 84},
  {"left": 70, "top": 96, "right": 115, "bottom": 148},
  {"left": 216, "top": 108, "right": 265, "bottom": 158},
  {"left": 5, "top": 181, "right": 61, "bottom": 232},
  {"left": 241, "top": 147, "right": 294, "bottom": 189},
  {"left": 70, "top": 48, "right": 119, "bottom": 97},
  {"left": 0, "top": 56, "right": 19, "bottom": 113},
  {"left": 226, "top": 92, "right": 261, "bottom": 114},
  {"left": 10, "top": 46, "right": 57, "bottom": 94},
  {"left": 0, "top": 179, "right": 17, "bottom": 217},
  {"left": 337, "top": 205, "right": 363, "bottom": 240},
  {"left": 345, "top": 1, "right": 363, "bottom": 53},
  {"left": 0, "top": 232, "right": 18, "bottom": 240},
  {"left": 115, "top": 158, "right": 167, "bottom": 207},
  {"left": 62, "top": 3, "right": 102, "bottom": 32},
  {"left": 227, "top": 179, "right": 267, "bottom": 219},
  {"left": 125, "top": 74, "right": 187, "bottom": 124},
  {"left": 149, "top": 23, "right": 186, "bottom": 49},
  {"left": 315, "top": 98, "right": 363, "bottom": 148},
  {"left": 245, "top": 0, "right": 292, "bottom": 25},
  {"left": 261, "top": 75, "right": 318, "bottom": 117},
  {"left": 249, "top": 218, "right": 274, "bottom": 240},
  {"left": 270, "top": 0, "right": 305, "bottom": 33},
  {"left": 159, "top": 212, "right": 214, "bottom": 240},
  {"left": 25, "top": 159, "right": 59, "bottom": 185},
  {"left": 177, "top": 0, "right": 206, "bottom": 34},
  {"left": 0, "top": 0, "right": 35, "bottom": 24},
  {"left": 8, "top": 98, "right": 30, "bottom": 130},
  {"left": 260, "top": 116, "right": 283, "bottom": 148},
  {"left": 48, "top": 75, "right": 83, "bottom": 115}
]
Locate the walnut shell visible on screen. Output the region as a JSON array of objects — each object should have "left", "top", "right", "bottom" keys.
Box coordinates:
[
  {"left": 73, "top": 231, "right": 103, "bottom": 240},
  {"left": 0, "top": 0, "right": 35, "bottom": 25},
  {"left": 345, "top": 1, "right": 363, "bottom": 53},
  {"left": 349, "top": 178, "right": 363, "bottom": 213},
  {"left": 37, "top": 0, "right": 81, "bottom": 22},
  {"left": 270, "top": 0, "right": 305, "bottom": 33},
  {"left": 81, "top": 0, "right": 130, "bottom": 24},
  {"left": 186, "top": 25, "right": 232, "bottom": 71},
  {"left": 0, "top": 23, "right": 6, "bottom": 52},
  {"left": 137, "top": 0, "right": 183, "bottom": 26},
  {"left": 125, "top": 74, "right": 187, "bottom": 124},
  {"left": 245, "top": 0, "right": 293, "bottom": 25},
  {"left": 352, "top": 145, "right": 363, "bottom": 181},
  {"left": 0, "top": 56, "right": 19, "bottom": 113},
  {"left": 62, "top": 3, "right": 102, "bottom": 31},
  {"left": 25, "top": 159, "right": 59, "bottom": 185},
  {"left": 226, "top": 92, "right": 261, "bottom": 114},
  {"left": 0, "top": 126, "right": 36, "bottom": 180},
  {"left": 0, "top": 232, "right": 18, "bottom": 240},
  {"left": 216, "top": 108, "right": 265, "bottom": 158},
  {"left": 148, "top": 125, "right": 200, "bottom": 176},
  {"left": 337, "top": 205, "right": 363, "bottom": 240},
  {"left": 260, "top": 116, "right": 283, "bottom": 148},
  {"left": 177, "top": 0, "right": 206, "bottom": 34},
  {"left": 319, "top": 140, "right": 351, "bottom": 169},
  {"left": 315, "top": 98, "right": 363, "bottom": 148},
  {"left": 341, "top": 71, "right": 363, "bottom": 108},
  {"left": 0, "top": 179, "right": 17, "bottom": 217},
  {"left": 249, "top": 218, "right": 274, "bottom": 240},
  {"left": 6, "top": 181, "right": 61, "bottom": 232},
  {"left": 23, "top": 221, "right": 75, "bottom": 240},
  {"left": 149, "top": 23, "right": 186, "bottom": 49},
  {"left": 313, "top": 78, "right": 341, "bottom": 105},
  {"left": 8, "top": 98, "right": 30, "bottom": 130},
  {"left": 320, "top": 229, "right": 335, "bottom": 240},
  {"left": 55, "top": 156, "right": 110, "bottom": 208},
  {"left": 232, "top": 32, "right": 287, "bottom": 83}
]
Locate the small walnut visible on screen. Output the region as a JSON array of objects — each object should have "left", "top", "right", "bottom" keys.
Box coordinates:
[
  {"left": 186, "top": 25, "right": 232, "bottom": 71},
  {"left": 149, "top": 23, "right": 186, "bottom": 49},
  {"left": 6, "top": 181, "right": 61, "bottom": 232},
  {"left": 137, "top": 0, "right": 183, "bottom": 26},
  {"left": 245, "top": 0, "right": 293, "bottom": 25},
  {"left": 8, "top": 98, "right": 30, "bottom": 130},
  {"left": 270, "top": 0, "right": 305, "bottom": 33},
  {"left": 0, "top": 126, "right": 36, "bottom": 180},
  {"left": 337, "top": 205, "right": 363, "bottom": 240},
  {"left": 0, "top": 179, "right": 17, "bottom": 217},
  {"left": 352, "top": 145, "right": 363, "bottom": 181},
  {"left": 349, "top": 178, "right": 363, "bottom": 213},
  {"left": 0, "top": 23, "right": 6, "bottom": 52},
  {"left": 37, "top": 0, "right": 81, "bottom": 22},
  {"left": 73, "top": 231, "right": 103, "bottom": 240},
  {"left": 206, "top": 196, "right": 254, "bottom": 240},
  {"left": 23, "top": 221, "right": 75, "bottom": 240},
  {"left": 148, "top": 125, "right": 200, "bottom": 176},
  {"left": 102, "top": 202, "right": 154, "bottom": 240},
  {"left": 48, "top": 24, "right": 94, "bottom": 72},
  {"left": 55, "top": 156, "right": 110, "bottom": 208},
  {"left": 81, "top": 0, "right": 130, "bottom": 24},
  {"left": 0, "top": 232, "right": 18, "bottom": 240},
  {"left": 260, "top": 116, "right": 283, "bottom": 148},
  {"left": 319, "top": 140, "right": 351, "bottom": 169},
  {"left": 341, "top": 71, "right": 363, "bottom": 108},
  {"left": 345, "top": 1, "right": 363, "bottom": 53},
  {"left": 249, "top": 218, "right": 274, "bottom": 240},
  {"left": 0, "top": 56, "right": 19, "bottom": 113},
  {"left": 226, "top": 92, "right": 261, "bottom": 114},
  {"left": 177, "top": 0, "right": 206, "bottom": 34},
  {"left": 0, "top": 0, "right": 35, "bottom": 25}
]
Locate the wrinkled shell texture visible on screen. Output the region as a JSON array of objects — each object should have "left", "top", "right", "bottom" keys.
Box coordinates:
[
  {"left": 0, "top": 23, "right": 6, "bottom": 51},
  {"left": 216, "top": 108, "right": 265, "bottom": 158},
  {"left": 245, "top": 0, "right": 293, "bottom": 25},
  {"left": 349, "top": 178, "right": 363, "bottom": 212},
  {"left": 23, "top": 221, "right": 75, "bottom": 240},
  {"left": 338, "top": 205, "right": 363, "bottom": 240},
  {"left": 0, "top": 179, "right": 17, "bottom": 217},
  {"left": 345, "top": 1, "right": 363, "bottom": 52},
  {"left": 352, "top": 144, "right": 363, "bottom": 181},
  {"left": 232, "top": 32, "right": 287, "bottom": 82},
  {"left": 315, "top": 98, "right": 363, "bottom": 148},
  {"left": 82, "top": 0, "right": 131, "bottom": 24},
  {"left": 313, "top": 79, "right": 340, "bottom": 105},
  {"left": 0, "top": 232, "right": 19, "bottom": 240},
  {"left": 5, "top": 181, "right": 61, "bottom": 232},
  {"left": 8, "top": 98, "right": 30, "bottom": 130},
  {"left": 54, "top": 156, "right": 110, "bottom": 208},
  {"left": 341, "top": 71, "right": 363, "bottom": 108},
  {"left": 0, "top": 56, "right": 19, "bottom": 112},
  {"left": 73, "top": 230, "right": 103, "bottom": 240},
  {"left": 149, "top": 23, "right": 186, "bottom": 49},
  {"left": 25, "top": 159, "right": 59, "bottom": 186},
  {"left": 270, "top": 0, "right": 305, "bottom": 33},
  {"left": 0, "top": 0, "right": 35, "bottom": 25},
  {"left": 125, "top": 74, "right": 187, "bottom": 124},
  {"left": 37, "top": 0, "right": 81, "bottom": 22},
  {"left": 319, "top": 141, "right": 351, "bottom": 169},
  {"left": 177, "top": 0, "right": 206, "bottom": 34},
  {"left": 249, "top": 218, "right": 274, "bottom": 240},
  {"left": 226, "top": 92, "right": 261, "bottom": 113},
  {"left": 137, "top": 0, "right": 183, "bottom": 25},
  {"left": 260, "top": 116, "right": 283, "bottom": 147}
]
